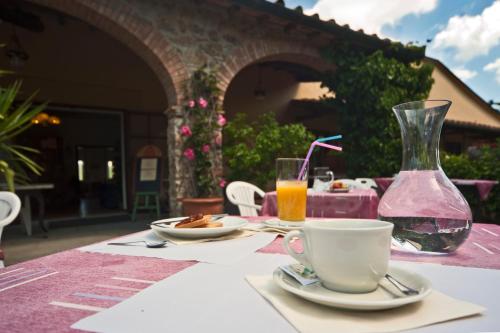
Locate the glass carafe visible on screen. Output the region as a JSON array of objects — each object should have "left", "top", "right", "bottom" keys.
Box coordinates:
[{"left": 378, "top": 100, "right": 472, "bottom": 253}]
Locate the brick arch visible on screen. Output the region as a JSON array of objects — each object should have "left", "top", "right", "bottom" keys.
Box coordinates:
[
  {"left": 217, "top": 41, "right": 325, "bottom": 98},
  {"left": 29, "top": 0, "right": 188, "bottom": 107}
]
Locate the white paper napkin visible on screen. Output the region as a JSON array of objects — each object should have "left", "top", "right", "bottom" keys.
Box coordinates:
[
  {"left": 79, "top": 230, "right": 277, "bottom": 265},
  {"left": 246, "top": 275, "right": 485, "bottom": 333}
]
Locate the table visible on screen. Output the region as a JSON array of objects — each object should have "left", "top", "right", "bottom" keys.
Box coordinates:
[
  {"left": 261, "top": 189, "right": 379, "bottom": 219},
  {"left": 0, "top": 217, "right": 499, "bottom": 332},
  {"left": 374, "top": 178, "right": 498, "bottom": 201},
  {"left": 1, "top": 183, "right": 54, "bottom": 235},
  {"left": 15, "top": 183, "right": 54, "bottom": 235}
]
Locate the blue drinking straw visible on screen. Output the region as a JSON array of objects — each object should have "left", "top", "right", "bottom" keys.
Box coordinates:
[
  {"left": 297, "top": 135, "right": 343, "bottom": 180},
  {"left": 316, "top": 135, "right": 342, "bottom": 143}
]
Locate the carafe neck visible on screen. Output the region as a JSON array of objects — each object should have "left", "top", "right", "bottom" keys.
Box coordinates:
[{"left": 393, "top": 101, "right": 450, "bottom": 171}]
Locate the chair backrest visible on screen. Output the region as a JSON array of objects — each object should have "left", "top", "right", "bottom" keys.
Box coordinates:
[
  {"left": 354, "top": 178, "right": 378, "bottom": 190},
  {"left": 225, "top": 181, "right": 265, "bottom": 216},
  {"left": 0, "top": 191, "right": 21, "bottom": 244},
  {"left": 336, "top": 179, "right": 365, "bottom": 190}
]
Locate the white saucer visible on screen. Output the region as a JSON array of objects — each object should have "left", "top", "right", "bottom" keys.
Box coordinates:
[
  {"left": 273, "top": 265, "right": 432, "bottom": 311},
  {"left": 151, "top": 216, "right": 248, "bottom": 239},
  {"left": 263, "top": 218, "right": 304, "bottom": 231}
]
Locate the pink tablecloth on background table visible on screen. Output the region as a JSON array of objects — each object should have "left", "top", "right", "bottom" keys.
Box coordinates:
[
  {"left": 0, "top": 217, "right": 499, "bottom": 332},
  {"left": 374, "top": 177, "right": 498, "bottom": 201},
  {"left": 261, "top": 188, "right": 379, "bottom": 219}
]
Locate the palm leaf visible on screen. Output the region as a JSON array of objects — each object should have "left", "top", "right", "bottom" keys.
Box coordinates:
[
  {"left": 0, "top": 79, "right": 45, "bottom": 187},
  {"left": 0, "top": 90, "right": 44, "bottom": 134},
  {"left": 0, "top": 70, "right": 13, "bottom": 77},
  {"left": 1, "top": 81, "right": 20, "bottom": 109},
  {"left": 10, "top": 144, "right": 40, "bottom": 154},
  {"left": 0, "top": 161, "right": 15, "bottom": 191},
  {"left": 5, "top": 158, "right": 30, "bottom": 183},
  {"left": 2, "top": 145, "right": 43, "bottom": 175},
  {"left": 0, "top": 103, "right": 47, "bottom": 142},
  {"left": 0, "top": 82, "right": 21, "bottom": 121}
]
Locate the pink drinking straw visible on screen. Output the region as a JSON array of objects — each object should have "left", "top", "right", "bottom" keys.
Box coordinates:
[{"left": 298, "top": 140, "right": 342, "bottom": 180}]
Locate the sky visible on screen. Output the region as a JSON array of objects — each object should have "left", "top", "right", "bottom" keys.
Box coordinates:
[{"left": 277, "top": 0, "right": 500, "bottom": 105}]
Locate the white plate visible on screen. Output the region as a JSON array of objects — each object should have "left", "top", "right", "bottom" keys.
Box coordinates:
[
  {"left": 328, "top": 188, "right": 350, "bottom": 193},
  {"left": 273, "top": 265, "right": 432, "bottom": 311},
  {"left": 151, "top": 216, "right": 248, "bottom": 239},
  {"left": 263, "top": 218, "right": 304, "bottom": 231}
]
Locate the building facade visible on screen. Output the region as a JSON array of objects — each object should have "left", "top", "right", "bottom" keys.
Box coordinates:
[
  {"left": 1, "top": 0, "right": 418, "bottom": 216},
  {"left": 426, "top": 58, "right": 500, "bottom": 153}
]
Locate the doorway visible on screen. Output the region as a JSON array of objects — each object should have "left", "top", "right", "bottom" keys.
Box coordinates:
[{"left": 18, "top": 107, "right": 126, "bottom": 219}]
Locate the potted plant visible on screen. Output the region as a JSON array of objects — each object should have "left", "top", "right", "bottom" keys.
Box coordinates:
[
  {"left": 179, "top": 66, "right": 226, "bottom": 215},
  {"left": 0, "top": 67, "right": 45, "bottom": 191}
]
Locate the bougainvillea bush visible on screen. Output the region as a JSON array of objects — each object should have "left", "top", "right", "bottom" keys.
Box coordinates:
[{"left": 180, "top": 66, "right": 226, "bottom": 197}]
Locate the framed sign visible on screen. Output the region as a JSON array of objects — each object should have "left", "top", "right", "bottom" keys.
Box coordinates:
[
  {"left": 139, "top": 158, "right": 158, "bottom": 181},
  {"left": 134, "top": 145, "right": 163, "bottom": 193}
]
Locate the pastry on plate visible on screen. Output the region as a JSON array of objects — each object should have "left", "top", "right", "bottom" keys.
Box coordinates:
[{"left": 175, "top": 214, "right": 222, "bottom": 228}]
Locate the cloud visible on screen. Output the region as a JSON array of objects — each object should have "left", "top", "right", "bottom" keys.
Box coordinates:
[
  {"left": 451, "top": 67, "right": 478, "bottom": 81},
  {"left": 484, "top": 58, "right": 500, "bottom": 84},
  {"left": 432, "top": 1, "right": 500, "bottom": 61},
  {"left": 304, "top": 0, "right": 437, "bottom": 36}
]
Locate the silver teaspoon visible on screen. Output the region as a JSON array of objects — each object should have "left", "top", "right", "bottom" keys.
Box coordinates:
[
  {"left": 107, "top": 240, "right": 167, "bottom": 248},
  {"left": 385, "top": 273, "right": 420, "bottom": 296}
]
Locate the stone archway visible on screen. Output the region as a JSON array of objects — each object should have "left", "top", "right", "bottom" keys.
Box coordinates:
[
  {"left": 29, "top": 0, "right": 188, "bottom": 107},
  {"left": 27, "top": 0, "right": 191, "bottom": 214},
  {"left": 216, "top": 40, "right": 326, "bottom": 98},
  {"left": 219, "top": 41, "right": 334, "bottom": 194}
]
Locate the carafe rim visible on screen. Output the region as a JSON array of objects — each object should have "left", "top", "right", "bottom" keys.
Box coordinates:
[{"left": 392, "top": 99, "right": 451, "bottom": 112}]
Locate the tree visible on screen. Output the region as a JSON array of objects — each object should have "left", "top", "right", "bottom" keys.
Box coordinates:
[{"left": 320, "top": 42, "right": 434, "bottom": 177}]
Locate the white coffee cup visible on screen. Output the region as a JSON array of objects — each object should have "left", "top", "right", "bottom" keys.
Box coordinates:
[{"left": 283, "top": 219, "right": 394, "bottom": 293}]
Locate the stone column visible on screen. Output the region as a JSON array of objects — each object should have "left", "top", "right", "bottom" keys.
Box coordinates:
[
  {"left": 166, "top": 105, "right": 186, "bottom": 216},
  {"left": 166, "top": 100, "right": 226, "bottom": 216},
  {"left": 214, "top": 111, "right": 224, "bottom": 194}
]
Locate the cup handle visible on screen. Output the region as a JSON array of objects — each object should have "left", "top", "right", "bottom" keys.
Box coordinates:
[{"left": 283, "top": 230, "right": 312, "bottom": 269}]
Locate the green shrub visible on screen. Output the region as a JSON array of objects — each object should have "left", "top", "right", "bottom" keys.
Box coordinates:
[
  {"left": 440, "top": 153, "right": 478, "bottom": 179},
  {"left": 320, "top": 42, "right": 434, "bottom": 177},
  {"left": 223, "top": 113, "right": 315, "bottom": 190},
  {"left": 441, "top": 140, "right": 500, "bottom": 222}
]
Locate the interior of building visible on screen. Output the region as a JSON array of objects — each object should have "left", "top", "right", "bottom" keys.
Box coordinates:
[{"left": 0, "top": 1, "right": 169, "bottom": 221}]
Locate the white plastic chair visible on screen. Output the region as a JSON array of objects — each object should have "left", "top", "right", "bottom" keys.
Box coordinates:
[
  {"left": 336, "top": 179, "right": 365, "bottom": 190},
  {"left": 0, "top": 191, "right": 21, "bottom": 268},
  {"left": 355, "top": 178, "right": 378, "bottom": 190},
  {"left": 225, "top": 181, "right": 265, "bottom": 216}
]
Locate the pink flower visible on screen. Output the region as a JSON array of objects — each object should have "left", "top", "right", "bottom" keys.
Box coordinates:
[
  {"left": 183, "top": 148, "right": 195, "bottom": 161},
  {"left": 188, "top": 100, "right": 195, "bottom": 108},
  {"left": 217, "top": 114, "right": 226, "bottom": 126},
  {"left": 214, "top": 133, "right": 222, "bottom": 146},
  {"left": 202, "top": 144, "right": 210, "bottom": 153},
  {"left": 198, "top": 97, "right": 208, "bottom": 109},
  {"left": 219, "top": 178, "right": 227, "bottom": 188},
  {"left": 180, "top": 125, "right": 192, "bottom": 137}
]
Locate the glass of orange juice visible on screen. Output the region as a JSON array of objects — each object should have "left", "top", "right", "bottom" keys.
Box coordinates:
[{"left": 276, "top": 158, "right": 308, "bottom": 222}]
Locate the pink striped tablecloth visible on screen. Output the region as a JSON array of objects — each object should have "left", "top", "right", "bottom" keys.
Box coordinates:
[
  {"left": 374, "top": 177, "right": 498, "bottom": 201},
  {"left": 261, "top": 189, "right": 379, "bottom": 219},
  {"left": 0, "top": 217, "right": 499, "bottom": 332}
]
